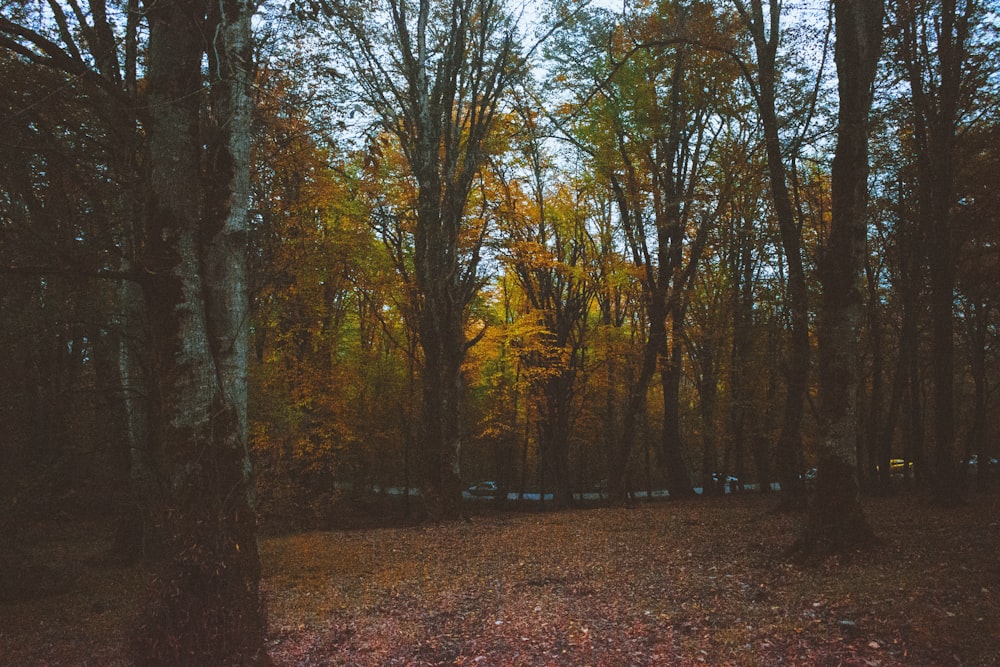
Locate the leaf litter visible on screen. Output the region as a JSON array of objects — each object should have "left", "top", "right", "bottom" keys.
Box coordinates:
[{"left": 2, "top": 494, "right": 998, "bottom": 665}]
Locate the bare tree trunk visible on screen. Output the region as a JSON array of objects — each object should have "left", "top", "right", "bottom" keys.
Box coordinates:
[
  {"left": 894, "top": 0, "right": 973, "bottom": 505},
  {"left": 132, "top": 0, "right": 266, "bottom": 662},
  {"left": 733, "top": 0, "right": 811, "bottom": 506},
  {"left": 661, "top": 310, "right": 695, "bottom": 499},
  {"left": 539, "top": 374, "right": 575, "bottom": 509},
  {"left": 796, "top": 0, "right": 883, "bottom": 558},
  {"left": 105, "top": 280, "right": 159, "bottom": 560},
  {"left": 416, "top": 313, "right": 467, "bottom": 518}
]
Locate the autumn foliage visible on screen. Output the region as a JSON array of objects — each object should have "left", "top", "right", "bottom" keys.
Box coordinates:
[{"left": 2, "top": 0, "right": 1000, "bottom": 663}]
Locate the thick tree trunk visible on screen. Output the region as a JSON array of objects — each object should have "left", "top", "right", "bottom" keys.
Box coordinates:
[
  {"left": 413, "top": 187, "right": 470, "bottom": 519},
  {"left": 416, "top": 314, "right": 466, "bottom": 519},
  {"left": 132, "top": 0, "right": 266, "bottom": 663},
  {"left": 927, "top": 184, "right": 961, "bottom": 502},
  {"left": 796, "top": 0, "right": 883, "bottom": 558},
  {"left": 539, "top": 373, "right": 575, "bottom": 509}
]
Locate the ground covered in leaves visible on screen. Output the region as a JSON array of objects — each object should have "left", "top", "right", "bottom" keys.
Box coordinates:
[{"left": 2, "top": 494, "right": 998, "bottom": 665}]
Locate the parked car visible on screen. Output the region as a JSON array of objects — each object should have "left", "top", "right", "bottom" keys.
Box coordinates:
[
  {"left": 711, "top": 472, "right": 739, "bottom": 483},
  {"left": 963, "top": 455, "right": 999, "bottom": 472},
  {"left": 466, "top": 481, "right": 500, "bottom": 498},
  {"left": 710, "top": 472, "right": 739, "bottom": 492},
  {"left": 888, "top": 458, "right": 913, "bottom": 477}
]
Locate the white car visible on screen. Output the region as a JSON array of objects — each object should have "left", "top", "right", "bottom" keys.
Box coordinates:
[{"left": 466, "top": 481, "right": 500, "bottom": 498}]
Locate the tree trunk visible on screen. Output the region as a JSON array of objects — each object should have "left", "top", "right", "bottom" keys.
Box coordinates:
[
  {"left": 609, "top": 303, "right": 661, "bottom": 504},
  {"left": 895, "top": 0, "right": 972, "bottom": 505},
  {"left": 415, "top": 303, "right": 466, "bottom": 519},
  {"left": 105, "top": 280, "right": 160, "bottom": 560},
  {"left": 796, "top": 0, "right": 883, "bottom": 558},
  {"left": 734, "top": 0, "right": 809, "bottom": 506},
  {"left": 698, "top": 344, "right": 720, "bottom": 495},
  {"left": 864, "top": 256, "right": 885, "bottom": 493},
  {"left": 661, "top": 311, "right": 695, "bottom": 499},
  {"left": 962, "top": 297, "right": 988, "bottom": 483},
  {"left": 368, "top": 0, "right": 513, "bottom": 520},
  {"left": 539, "top": 373, "right": 575, "bottom": 509},
  {"left": 896, "top": 194, "right": 925, "bottom": 489},
  {"left": 727, "top": 229, "right": 756, "bottom": 496},
  {"left": 132, "top": 0, "right": 266, "bottom": 662}
]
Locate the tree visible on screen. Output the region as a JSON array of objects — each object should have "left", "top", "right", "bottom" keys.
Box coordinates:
[
  {"left": 2, "top": 0, "right": 266, "bottom": 659},
  {"left": 1, "top": 0, "right": 159, "bottom": 558},
  {"left": 687, "top": 125, "right": 773, "bottom": 494},
  {"left": 498, "top": 126, "right": 600, "bottom": 507},
  {"left": 731, "top": 0, "right": 832, "bottom": 505},
  {"left": 552, "top": 0, "right": 741, "bottom": 502},
  {"left": 125, "top": 0, "right": 268, "bottom": 661},
  {"left": 312, "top": 0, "right": 520, "bottom": 518},
  {"left": 953, "top": 122, "right": 1000, "bottom": 485},
  {"left": 889, "top": 0, "right": 989, "bottom": 504},
  {"left": 797, "top": 0, "right": 883, "bottom": 556}
]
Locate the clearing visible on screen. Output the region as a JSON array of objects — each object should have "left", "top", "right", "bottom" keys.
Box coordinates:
[{"left": 2, "top": 494, "right": 998, "bottom": 665}]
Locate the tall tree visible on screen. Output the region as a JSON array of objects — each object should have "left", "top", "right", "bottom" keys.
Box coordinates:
[
  {"left": 798, "top": 0, "right": 883, "bottom": 556},
  {"left": 953, "top": 123, "right": 1000, "bottom": 480},
  {"left": 314, "top": 0, "right": 519, "bottom": 518},
  {"left": 499, "top": 129, "right": 599, "bottom": 507},
  {"left": 552, "top": 0, "right": 739, "bottom": 501},
  {"left": 730, "top": 0, "right": 832, "bottom": 505},
  {"left": 1, "top": 0, "right": 266, "bottom": 660},
  {"left": 133, "top": 0, "right": 266, "bottom": 661},
  {"left": 1, "top": 0, "right": 157, "bottom": 558},
  {"left": 890, "top": 0, "right": 983, "bottom": 504}
]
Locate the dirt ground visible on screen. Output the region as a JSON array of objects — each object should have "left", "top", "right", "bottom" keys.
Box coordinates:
[{"left": 2, "top": 493, "right": 998, "bottom": 665}]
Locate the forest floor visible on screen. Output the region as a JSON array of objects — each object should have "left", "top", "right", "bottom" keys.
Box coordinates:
[{"left": 1, "top": 493, "right": 998, "bottom": 666}]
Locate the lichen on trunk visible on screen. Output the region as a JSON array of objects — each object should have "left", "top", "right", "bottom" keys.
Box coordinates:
[{"left": 132, "top": 0, "right": 266, "bottom": 662}]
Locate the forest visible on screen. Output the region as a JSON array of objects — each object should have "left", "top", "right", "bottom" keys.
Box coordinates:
[{"left": 1, "top": 0, "right": 998, "bottom": 663}]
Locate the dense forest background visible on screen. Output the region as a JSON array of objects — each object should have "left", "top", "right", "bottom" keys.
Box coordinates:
[
  {"left": 1, "top": 0, "right": 998, "bottom": 658},
  {"left": 3, "top": 0, "right": 997, "bottom": 523}
]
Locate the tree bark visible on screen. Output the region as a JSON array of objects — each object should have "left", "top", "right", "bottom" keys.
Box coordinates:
[
  {"left": 416, "top": 307, "right": 467, "bottom": 518},
  {"left": 796, "top": 0, "right": 883, "bottom": 558},
  {"left": 661, "top": 319, "right": 695, "bottom": 499},
  {"left": 132, "top": 0, "right": 266, "bottom": 662}
]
